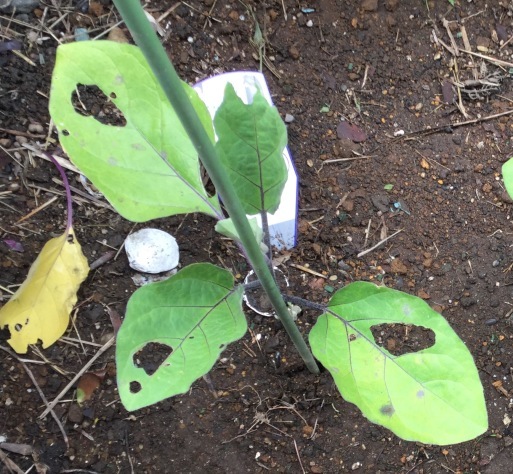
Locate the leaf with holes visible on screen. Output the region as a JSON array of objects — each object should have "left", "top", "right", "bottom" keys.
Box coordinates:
[
  {"left": 49, "top": 41, "right": 221, "bottom": 221},
  {"left": 116, "top": 263, "right": 246, "bottom": 411},
  {"left": 214, "top": 83, "right": 287, "bottom": 215},
  {"left": 0, "top": 229, "right": 89, "bottom": 354},
  {"left": 309, "top": 282, "right": 487, "bottom": 445}
]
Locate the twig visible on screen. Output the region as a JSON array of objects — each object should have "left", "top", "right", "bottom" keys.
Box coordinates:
[
  {"left": 0, "top": 448, "right": 24, "bottom": 474},
  {"left": 357, "top": 229, "right": 403, "bottom": 258},
  {"left": 289, "top": 263, "right": 327, "bottom": 279},
  {"left": 0, "top": 345, "right": 69, "bottom": 448},
  {"left": 0, "top": 127, "right": 45, "bottom": 139},
  {"left": 280, "top": 0, "right": 287, "bottom": 21},
  {"left": 323, "top": 155, "right": 374, "bottom": 164},
  {"left": 39, "top": 336, "right": 115, "bottom": 419},
  {"left": 395, "top": 108, "right": 513, "bottom": 141},
  {"left": 461, "top": 49, "right": 513, "bottom": 68},
  {"left": 413, "top": 149, "right": 451, "bottom": 171},
  {"left": 293, "top": 439, "right": 306, "bottom": 474},
  {"left": 15, "top": 196, "right": 59, "bottom": 224},
  {"left": 201, "top": 0, "right": 219, "bottom": 30},
  {"left": 363, "top": 218, "right": 372, "bottom": 249},
  {"left": 442, "top": 18, "right": 459, "bottom": 56}
]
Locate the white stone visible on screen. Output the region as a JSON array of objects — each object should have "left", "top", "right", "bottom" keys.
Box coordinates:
[{"left": 125, "top": 228, "right": 179, "bottom": 274}]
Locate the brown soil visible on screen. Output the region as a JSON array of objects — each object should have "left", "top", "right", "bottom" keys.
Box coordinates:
[{"left": 1, "top": 0, "right": 513, "bottom": 473}]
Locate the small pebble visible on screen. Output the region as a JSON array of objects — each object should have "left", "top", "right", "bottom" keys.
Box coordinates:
[
  {"left": 288, "top": 45, "right": 300, "bottom": 60},
  {"left": 492, "top": 260, "right": 500, "bottom": 267},
  {"left": 485, "top": 318, "right": 498, "bottom": 326},
  {"left": 329, "top": 275, "right": 337, "bottom": 281},
  {"left": 28, "top": 123, "right": 44, "bottom": 133},
  {"left": 284, "top": 114, "right": 295, "bottom": 123},
  {"left": 306, "top": 19, "right": 313, "bottom": 27}
]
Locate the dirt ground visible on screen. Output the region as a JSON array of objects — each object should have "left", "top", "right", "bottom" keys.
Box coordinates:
[{"left": 1, "top": 0, "right": 513, "bottom": 472}]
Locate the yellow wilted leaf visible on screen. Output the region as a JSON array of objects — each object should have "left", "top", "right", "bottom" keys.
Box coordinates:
[{"left": 0, "top": 228, "right": 89, "bottom": 354}]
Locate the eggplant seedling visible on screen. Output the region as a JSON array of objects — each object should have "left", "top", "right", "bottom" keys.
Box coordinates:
[{"left": 46, "top": 0, "right": 488, "bottom": 445}]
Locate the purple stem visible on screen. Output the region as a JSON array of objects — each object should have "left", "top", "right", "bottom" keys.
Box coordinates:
[{"left": 44, "top": 153, "right": 73, "bottom": 231}]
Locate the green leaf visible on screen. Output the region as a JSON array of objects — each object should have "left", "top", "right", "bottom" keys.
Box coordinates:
[
  {"left": 502, "top": 158, "right": 513, "bottom": 200},
  {"left": 49, "top": 41, "right": 221, "bottom": 221},
  {"left": 384, "top": 184, "right": 394, "bottom": 191},
  {"left": 116, "top": 263, "right": 246, "bottom": 411},
  {"left": 214, "top": 83, "right": 287, "bottom": 215},
  {"left": 309, "top": 282, "right": 487, "bottom": 445}
]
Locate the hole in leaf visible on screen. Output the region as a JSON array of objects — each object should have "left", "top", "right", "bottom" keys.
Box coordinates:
[
  {"left": 14, "top": 323, "right": 22, "bottom": 331},
  {"left": 129, "top": 381, "right": 141, "bottom": 393},
  {"left": 62, "top": 129, "right": 69, "bottom": 136},
  {"left": 0, "top": 325, "right": 11, "bottom": 342},
  {"left": 133, "top": 342, "right": 173, "bottom": 376},
  {"left": 71, "top": 84, "right": 126, "bottom": 126},
  {"left": 109, "top": 92, "right": 117, "bottom": 99},
  {"left": 370, "top": 323, "right": 435, "bottom": 356}
]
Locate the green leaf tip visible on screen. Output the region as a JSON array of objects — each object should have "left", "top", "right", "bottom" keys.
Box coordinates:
[
  {"left": 116, "top": 263, "right": 246, "bottom": 411},
  {"left": 309, "top": 281, "right": 488, "bottom": 445},
  {"left": 502, "top": 157, "right": 513, "bottom": 201},
  {"left": 49, "top": 40, "right": 221, "bottom": 222},
  {"left": 214, "top": 82, "right": 288, "bottom": 216}
]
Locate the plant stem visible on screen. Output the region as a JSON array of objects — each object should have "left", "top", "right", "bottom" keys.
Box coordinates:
[
  {"left": 114, "top": 0, "right": 319, "bottom": 374},
  {"left": 45, "top": 153, "right": 73, "bottom": 231}
]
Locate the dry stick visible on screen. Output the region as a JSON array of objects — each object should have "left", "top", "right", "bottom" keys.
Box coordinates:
[
  {"left": 413, "top": 149, "right": 451, "bottom": 171},
  {"left": 0, "top": 345, "right": 69, "bottom": 448},
  {"left": 39, "top": 336, "right": 115, "bottom": 419},
  {"left": 280, "top": 0, "right": 287, "bottom": 21},
  {"left": 499, "top": 34, "right": 513, "bottom": 50},
  {"left": 460, "top": 49, "right": 513, "bottom": 68},
  {"left": 92, "top": 20, "right": 125, "bottom": 41},
  {"left": 460, "top": 25, "right": 478, "bottom": 80},
  {"left": 293, "top": 439, "right": 306, "bottom": 474},
  {"left": 442, "top": 18, "right": 459, "bottom": 55},
  {"left": 0, "top": 127, "right": 45, "bottom": 139},
  {"left": 15, "top": 196, "right": 58, "bottom": 224},
  {"left": 357, "top": 229, "right": 403, "bottom": 258},
  {"left": 158, "top": 2, "right": 181, "bottom": 22},
  {"left": 323, "top": 155, "right": 374, "bottom": 164},
  {"left": 396, "top": 108, "right": 513, "bottom": 140},
  {"left": 22, "top": 144, "right": 81, "bottom": 173},
  {"left": 0, "top": 448, "right": 24, "bottom": 474},
  {"left": 202, "top": 0, "right": 219, "bottom": 30},
  {"left": 289, "top": 263, "right": 327, "bottom": 279}
]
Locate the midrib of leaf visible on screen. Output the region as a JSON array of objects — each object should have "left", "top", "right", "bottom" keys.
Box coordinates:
[
  {"left": 132, "top": 124, "right": 222, "bottom": 218},
  {"left": 150, "top": 288, "right": 239, "bottom": 361},
  {"left": 222, "top": 116, "right": 278, "bottom": 213}
]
